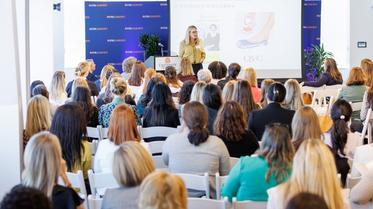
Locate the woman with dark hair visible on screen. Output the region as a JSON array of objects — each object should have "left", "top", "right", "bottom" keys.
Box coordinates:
[
  {"left": 232, "top": 80, "right": 260, "bottom": 122},
  {"left": 303, "top": 58, "right": 343, "bottom": 87},
  {"left": 50, "top": 103, "right": 92, "bottom": 185},
  {"left": 71, "top": 86, "right": 99, "bottom": 127},
  {"left": 142, "top": 83, "right": 180, "bottom": 141},
  {"left": 324, "top": 99, "right": 353, "bottom": 186},
  {"left": 214, "top": 101, "right": 259, "bottom": 157},
  {"left": 222, "top": 123, "right": 294, "bottom": 201},
  {"left": 162, "top": 101, "right": 230, "bottom": 196},
  {"left": 202, "top": 83, "right": 222, "bottom": 134},
  {"left": 249, "top": 83, "right": 295, "bottom": 140},
  {"left": 285, "top": 193, "right": 328, "bottom": 209},
  {"left": 208, "top": 61, "right": 227, "bottom": 84},
  {"left": 178, "top": 81, "right": 196, "bottom": 105},
  {"left": 30, "top": 80, "right": 45, "bottom": 97},
  {"left": 136, "top": 76, "right": 163, "bottom": 117},
  {"left": 165, "top": 66, "right": 183, "bottom": 96},
  {"left": 217, "top": 63, "right": 241, "bottom": 89},
  {"left": 128, "top": 61, "right": 145, "bottom": 100}
]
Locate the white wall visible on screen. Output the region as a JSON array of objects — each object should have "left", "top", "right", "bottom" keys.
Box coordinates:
[
  {"left": 350, "top": 0, "right": 373, "bottom": 67},
  {"left": 54, "top": 0, "right": 65, "bottom": 70},
  {"left": 0, "top": 0, "right": 23, "bottom": 198}
]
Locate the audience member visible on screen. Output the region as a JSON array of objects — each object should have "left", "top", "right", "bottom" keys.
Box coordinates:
[
  {"left": 71, "top": 86, "right": 99, "bottom": 127},
  {"left": 303, "top": 58, "right": 343, "bottom": 87},
  {"left": 222, "top": 123, "right": 294, "bottom": 201},
  {"left": 23, "top": 95, "right": 51, "bottom": 148},
  {"left": 30, "top": 80, "right": 45, "bottom": 97},
  {"left": 96, "top": 64, "right": 116, "bottom": 92},
  {"left": 249, "top": 83, "right": 295, "bottom": 140},
  {"left": 128, "top": 61, "right": 146, "bottom": 100},
  {"left": 137, "top": 76, "right": 163, "bottom": 117},
  {"left": 351, "top": 76, "right": 373, "bottom": 132},
  {"left": 101, "top": 142, "right": 155, "bottom": 209},
  {"left": 32, "top": 84, "right": 49, "bottom": 99},
  {"left": 283, "top": 79, "right": 304, "bottom": 111},
  {"left": 214, "top": 101, "right": 259, "bottom": 157},
  {"left": 197, "top": 68, "right": 213, "bottom": 83},
  {"left": 139, "top": 171, "right": 187, "bottom": 209},
  {"left": 121, "top": 56, "right": 137, "bottom": 80},
  {"left": 190, "top": 81, "right": 207, "bottom": 103},
  {"left": 22, "top": 131, "right": 84, "bottom": 209},
  {"left": 217, "top": 63, "right": 241, "bottom": 89},
  {"left": 66, "top": 61, "right": 99, "bottom": 97},
  {"left": 239, "top": 67, "right": 261, "bottom": 103},
  {"left": 96, "top": 72, "right": 122, "bottom": 108},
  {"left": 165, "top": 66, "right": 183, "bottom": 95},
  {"left": 178, "top": 58, "right": 197, "bottom": 82},
  {"left": 95, "top": 104, "right": 148, "bottom": 173},
  {"left": 259, "top": 79, "right": 275, "bottom": 108},
  {"left": 360, "top": 58, "right": 373, "bottom": 87},
  {"left": 232, "top": 80, "right": 260, "bottom": 122},
  {"left": 0, "top": 185, "right": 52, "bottom": 209},
  {"left": 202, "top": 83, "right": 223, "bottom": 134},
  {"left": 291, "top": 106, "right": 322, "bottom": 150},
  {"left": 49, "top": 71, "right": 67, "bottom": 105},
  {"left": 267, "top": 139, "right": 345, "bottom": 209},
  {"left": 86, "top": 59, "right": 98, "bottom": 82},
  {"left": 222, "top": 80, "right": 236, "bottom": 102},
  {"left": 178, "top": 81, "right": 196, "bottom": 105},
  {"left": 208, "top": 61, "right": 227, "bottom": 85},
  {"left": 285, "top": 192, "right": 329, "bottom": 209},
  {"left": 142, "top": 68, "right": 156, "bottom": 94}
]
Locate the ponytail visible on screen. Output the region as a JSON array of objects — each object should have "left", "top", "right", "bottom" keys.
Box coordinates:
[
  {"left": 188, "top": 126, "right": 209, "bottom": 146},
  {"left": 183, "top": 101, "right": 209, "bottom": 146},
  {"left": 330, "top": 118, "right": 348, "bottom": 156}
]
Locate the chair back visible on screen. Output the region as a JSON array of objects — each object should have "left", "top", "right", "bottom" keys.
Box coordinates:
[
  {"left": 360, "top": 108, "right": 373, "bottom": 143},
  {"left": 88, "top": 195, "right": 103, "bottom": 209},
  {"left": 232, "top": 197, "right": 267, "bottom": 209},
  {"left": 62, "top": 170, "right": 88, "bottom": 209},
  {"left": 215, "top": 173, "right": 228, "bottom": 200},
  {"left": 188, "top": 197, "right": 228, "bottom": 209},
  {"left": 176, "top": 172, "right": 210, "bottom": 199},
  {"left": 152, "top": 155, "right": 167, "bottom": 169},
  {"left": 140, "top": 126, "right": 178, "bottom": 139},
  {"left": 87, "top": 126, "right": 101, "bottom": 139},
  {"left": 100, "top": 126, "right": 108, "bottom": 140},
  {"left": 88, "top": 169, "right": 119, "bottom": 197},
  {"left": 147, "top": 141, "right": 165, "bottom": 155},
  {"left": 88, "top": 140, "right": 99, "bottom": 155},
  {"left": 311, "top": 87, "right": 341, "bottom": 106}
]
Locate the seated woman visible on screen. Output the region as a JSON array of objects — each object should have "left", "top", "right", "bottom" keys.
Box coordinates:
[
  {"left": 66, "top": 61, "right": 99, "bottom": 97},
  {"left": 96, "top": 64, "right": 117, "bottom": 93},
  {"left": 285, "top": 192, "right": 329, "bottom": 209},
  {"left": 22, "top": 131, "right": 84, "bottom": 209},
  {"left": 190, "top": 81, "right": 207, "bottom": 103},
  {"left": 139, "top": 171, "right": 187, "bottom": 209},
  {"left": 165, "top": 66, "right": 183, "bottom": 96},
  {"left": 267, "top": 139, "right": 347, "bottom": 209},
  {"left": 303, "top": 58, "right": 343, "bottom": 87},
  {"left": 50, "top": 103, "right": 92, "bottom": 185},
  {"left": 197, "top": 69, "right": 213, "bottom": 84},
  {"left": 202, "top": 84, "right": 223, "bottom": 134},
  {"left": 208, "top": 61, "right": 227, "bottom": 85},
  {"left": 49, "top": 71, "right": 68, "bottom": 106},
  {"left": 361, "top": 58, "right": 373, "bottom": 87},
  {"left": 232, "top": 80, "right": 260, "bottom": 123},
  {"left": 102, "top": 142, "right": 154, "bottom": 209},
  {"left": 128, "top": 61, "right": 145, "bottom": 101},
  {"left": 1, "top": 185, "right": 52, "bottom": 209},
  {"left": 214, "top": 101, "right": 259, "bottom": 157},
  {"left": 239, "top": 67, "right": 261, "bottom": 103},
  {"left": 121, "top": 56, "right": 137, "bottom": 80},
  {"left": 96, "top": 72, "right": 122, "bottom": 108},
  {"left": 291, "top": 106, "right": 323, "bottom": 151},
  {"left": 71, "top": 86, "right": 99, "bottom": 127},
  {"left": 222, "top": 123, "right": 294, "bottom": 201},
  {"left": 217, "top": 63, "right": 240, "bottom": 89},
  {"left": 324, "top": 99, "right": 355, "bottom": 186},
  {"left": 95, "top": 104, "right": 148, "bottom": 173},
  {"left": 178, "top": 58, "right": 197, "bottom": 82},
  {"left": 259, "top": 79, "right": 275, "bottom": 108},
  {"left": 178, "top": 80, "right": 196, "bottom": 118},
  {"left": 136, "top": 76, "right": 163, "bottom": 117},
  {"left": 222, "top": 80, "right": 236, "bottom": 103},
  {"left": 283, "top": 79, "right": 304, "bottom": 111}
]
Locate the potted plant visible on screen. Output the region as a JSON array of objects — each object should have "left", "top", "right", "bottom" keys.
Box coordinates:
[
  {"left": 304, "top": 44, "right": 333, "bottom": 81},
  {"left": 139, "top": 33, "right": 160, "bottom": 60}
]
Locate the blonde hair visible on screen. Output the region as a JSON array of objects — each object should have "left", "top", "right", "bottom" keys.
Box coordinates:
[
  {"left": 155, "top": 73, "right": 167, "bottom": 84},
  {"left": 122, "top": 56, "right": 137, "bottom": 73},
  {"left": 260, "top": 79, "right": 275, "bottom": 107},
  {"left": 179, "top": 58, "right": 194, "bottom": 76},
  {"left": 283, "top": 79, "right": 304, "bottom": 111},
  {"left": 190, "top": 81, "right": 207, "bottom": 103},
  {"left": 25, "top": 95, "right": 51, "bottom": 139},
  {"left": 346, "top": 67, "right": 366, "bottom": 86},
  {"left": 143, "top": 68, "right": 157, "bottom": 94},
  {"left": 184, "top": 25, "right": 198, "bottom": 45},
  {"left": 280, "top": 139, "right": 343, "bottom": 209},
  {"left": 240, "top": 67, "right": 257, "bottom": 87},
  {"left": 222, "top": 80, "right": 236, "bottom": 102},
  {"left": 71, "top": 77, "right": 89, "bottom": 97},
  {"left": 291, "top": 106, "right": 322, "bottom": 150},
  {"left": 324, "top": 58, "right": 342, "bottom": 82},
  {"left": 110, "top": 77, "right": 128, "bottom": 96},
  {"left": 113, "top": 142, "right": 155, "bottom": 187},
  {"left": 75, "top": 61, "right": 90, "bottom": 77},
  {"left": 100, "top": 64, "right": 116, "bottom": 89},
  {"left": 139, "top": 171, "right": 187, "bottom": 209},
  {"left": 197, "top": 69, "right": 212, "bottom": 83},
  {"left": 360, "top": 59, "right": 373, "bottom": 86},
  {"left": 49, "top": 71, "right": 67, "bottom": 101},
  {"left": 22, "top": 131, "right": 61, "bottom": 197}
]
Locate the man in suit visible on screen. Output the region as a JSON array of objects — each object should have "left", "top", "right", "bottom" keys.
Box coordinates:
[{"left": 249, "top": 82, "right": 295, "bottom": 140}]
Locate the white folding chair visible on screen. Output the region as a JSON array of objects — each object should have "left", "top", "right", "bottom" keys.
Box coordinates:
[
  {"left": 88, "top": 195, "right": 103, "bottom": 209},
  {"left": 61, "top": 170, "right": 88, "bottom": 209},
  {"left": 230, "top": 157, "right": 239, "bottom": 169},
  {"left": 360, "top": 109, "right": 373, "bottom": 144},
  {"left": 176, "top": 173, "right": 210, "bottom": 199},
  {"left": 88, "top": 140, "right": 99, "bottom": 156},
  {"left": 99, "top": 126, "right": 108, "bottom": 141},
  {"left": 87, "top": 126, "right": 101, "bottom": 139},
  {"left": 232, "top": 197, "right": 267, "bottom": 209},
  {"left": 311, "top": 87, "right": 341, "bottom": 106},
  {"left": 147, "top": 140, "right": 165, "bottom": 155},
  {"left": 88, "top": 169, "right": 119, "bottom": 198},
  {"left": 351, "top": 144, "right": 373, "bottom": 177},
  {"left": 140, "top": 126, "right": 178, "bottom": 140},
  {"left": 215, "top": 173, "right": 229, "bottom": 200},
  {"left": 188, "top": 197, "right": 228, "bottom": 209},
  {"left": 346, "top": 174, "right": 361, "bottom": 189},
  {"left": 152, "top": 155, "right": 167, "bottom": 169}
]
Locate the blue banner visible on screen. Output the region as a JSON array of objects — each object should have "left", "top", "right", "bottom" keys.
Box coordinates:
[{"left": 85, "top": 1, "right": 169, "bottom": 74}]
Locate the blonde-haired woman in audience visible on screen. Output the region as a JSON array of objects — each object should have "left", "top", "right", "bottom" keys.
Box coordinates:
[
  {"left": 222, "top": 80, "right": 236, "bottom": 103},
  {"left": 22, "top": 131, "right": 84, "bottom": 209},
  {"left": 97, "top": 64, "right": 117, "bottom": 93},
  {"left": 260, "top": 79, "right": 275, "bottom": 108},
  {"left": 267, "top": 139, "right": 347, "bottom": 209},
  {"left": 178, "top": 57, "right": 197, "bottom": 82},
  {"left": 49, "top": 71, "right": 67, "bottom": 105},
  {"left": 102, "top": 142, "right": 155, "bottom": 209},
  {"left": 121, "top": 56, "right": 137, "bottom": 80},
  {"left": 303, "top": 58, "right": 343, "bottom": 87},
  {"left": 139, "top": 171, "right": 187, "bottom": 209},
  {"left": 291, "top": 106, "right": 322, "bottom": 150},
  {"left": 190, "top": 81, "right": 207, "bottom": 103},
  {"left": 66, "top": 61, "right": 99, "bottom": 97},
  {"left": 283, "top": 79, "right": 304, "bottom": 111},
  {"left": 197, "top": 68, "right": 213, "bottom": 83},
  {"left": 239, "top": 67, "right": 261, "bottom": 103},
  {"left": 360, "top": 58, "right": 373, "bottom": 86},
  {"left": 99, "top": 77, "right": 139, "bottom": 127},
  {"left": 23, "top": 95, "right": 51, "bottom": 148},
  {"left": 95, "top": 104, "right": 147, "bottom": 173},
  {"left": 142, "top": 68, "right": 156, "bottom": 94},
  {"left": 222, "top": 123, "right": 294, "bottom": 201}
]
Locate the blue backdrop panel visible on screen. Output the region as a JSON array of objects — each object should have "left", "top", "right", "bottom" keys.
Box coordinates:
[{"left": 85, "top": 1, "right": 169, "bottom": 74}]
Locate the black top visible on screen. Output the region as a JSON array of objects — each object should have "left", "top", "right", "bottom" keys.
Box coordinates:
[
  {"left": 87, "top": 106, "right": 99, "bottom": 127},
  {"left": 86, "top": 72, "right": 99, "bottom": 82},
  {"left": 52, "top": 185, "right": 83, "bottom": 209},
  {"left": 249, "top": 103, "right": 295, "bottom": 140},
  {"left": 66, "top": 79, "right": 99, "bottom": 97},
  {"left": 303, "top": 72, "right": 343, "bottom": 87},
  {"left": 206, "top": 107, "right": 218, "bottom": 134},
  {"left": 217, "top": 77, "right": 235, "bottom": 90},
  {"left": 219, "top": 130, "right": 259, "bottom": 158}
]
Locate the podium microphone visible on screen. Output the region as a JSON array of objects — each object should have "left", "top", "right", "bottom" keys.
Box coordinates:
[{"left": 158, "top": 43, "right": 164, "bottom": 56}]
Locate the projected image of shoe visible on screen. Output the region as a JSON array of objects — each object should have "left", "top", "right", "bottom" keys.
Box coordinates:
[{"left": 237, "top": 40, "right": 268, "bottom": 49}]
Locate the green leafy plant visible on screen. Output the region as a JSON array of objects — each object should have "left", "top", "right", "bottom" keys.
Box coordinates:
[
  {"left": 139, "top": 33, "right": 160, "bottom": 60},
  {"left": 304, "top": 44, "right": 333, "bottom": 81}
]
